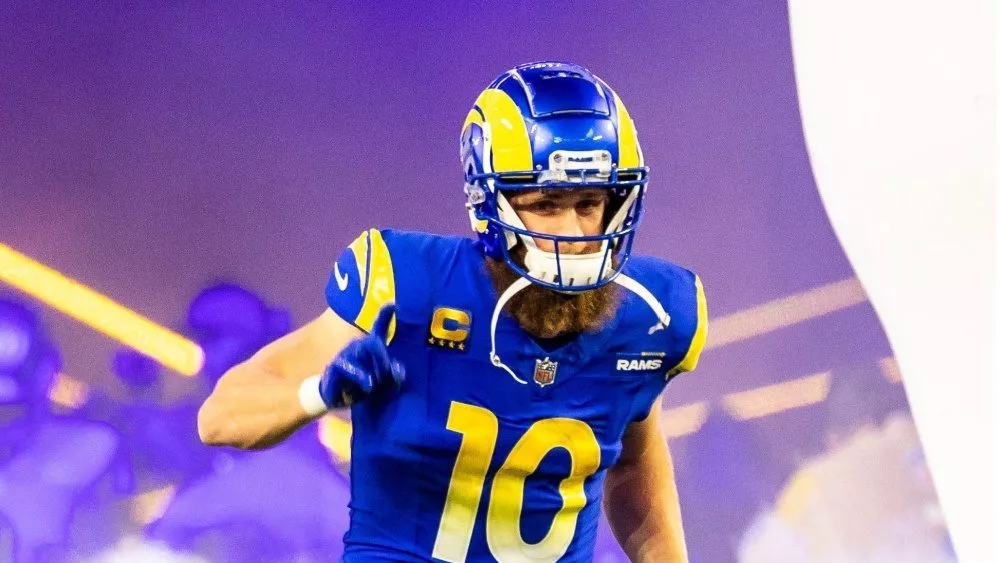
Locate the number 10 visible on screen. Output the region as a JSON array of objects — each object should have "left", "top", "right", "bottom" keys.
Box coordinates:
[{"left": 431, "top": 401, "right": 602, "bottom": 562}]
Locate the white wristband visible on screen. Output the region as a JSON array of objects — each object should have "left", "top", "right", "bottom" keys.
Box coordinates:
[{"left": 298, "top": 374, "right": 329, "bottom": 417}]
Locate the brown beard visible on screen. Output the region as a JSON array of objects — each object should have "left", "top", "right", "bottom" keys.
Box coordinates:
[{"left": 485, "top": 245, "right": 621, "bottom": 339}]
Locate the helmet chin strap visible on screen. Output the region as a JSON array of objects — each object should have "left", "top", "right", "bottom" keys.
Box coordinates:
[{"left": 489, "top": 277, "right": 532, "bottom": 384}]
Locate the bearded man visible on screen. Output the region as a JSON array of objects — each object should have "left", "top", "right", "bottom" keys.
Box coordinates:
[{"left": 198, "top": 61, "right": 707, "bottom": 563}]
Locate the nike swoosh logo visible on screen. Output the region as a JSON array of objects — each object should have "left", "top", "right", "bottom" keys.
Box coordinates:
[{"left": 334, "top": 263, "right": 349, "bottom": 291}]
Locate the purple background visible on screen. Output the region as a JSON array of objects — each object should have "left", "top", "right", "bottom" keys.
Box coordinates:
[
  {"left": 0, "top": 1, "right": 919, "bottom": 561},
  {"left": 1, "top": 1, "right": 887, "bottom": 398}
]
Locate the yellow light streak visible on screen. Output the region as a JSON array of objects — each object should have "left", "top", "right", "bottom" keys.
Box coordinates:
[
  {"left": 723, "top": 371, "right": 831, "bottom": 420},
  {"left": 0, "top": 243, "right": 203, "bottom": 376},
  {"left": 707, "top": 278, "right": 868, "bottom": 350}
]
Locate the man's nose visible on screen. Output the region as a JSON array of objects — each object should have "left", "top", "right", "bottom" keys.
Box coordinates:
[{"left": 552, "top": 212, "right": 594, "bottom": 255}]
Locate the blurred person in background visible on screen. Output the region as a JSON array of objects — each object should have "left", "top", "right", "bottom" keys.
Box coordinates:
[
  {"left": 144, "top": 283, "right": 350, "bottom": 563},
  {"left": 0, "top": 295, "right": 134, "bottom": 563},
  {"left": 739, "top": 360, "right": 954, "bottom": 563},
  {"left": 87, "top": 282, "right": 303, "bottom": 493},
  {"left": 84, "top": 348, "right": 212, "bottom": 491}
]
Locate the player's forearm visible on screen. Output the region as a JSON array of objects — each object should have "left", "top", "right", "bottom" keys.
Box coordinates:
[
  {"left": 603, "top": 442, "right": 689, "bottom": 563},
  {"left": 197, "top": 360, "right": 317, "bottom": 450}
]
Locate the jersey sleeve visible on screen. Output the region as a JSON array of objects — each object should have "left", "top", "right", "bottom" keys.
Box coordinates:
[
  {"left": 624, "top": 263, "right": 709, "bottom": 423},
  {"left": 666, "top": 273, "right": 708, "bottom": 377},
  {"left": 325, "top": 228, "right": 398, "bottom": 342}
]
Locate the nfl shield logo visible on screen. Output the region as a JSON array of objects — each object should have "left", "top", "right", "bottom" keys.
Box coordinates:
[{"left": 533, "top": 357, "right": 558, "bottom": 387}]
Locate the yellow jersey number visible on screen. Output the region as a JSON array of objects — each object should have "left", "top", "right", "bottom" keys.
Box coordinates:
[{"left": 431, "top": 401, "right": 601, "bottom": 563}]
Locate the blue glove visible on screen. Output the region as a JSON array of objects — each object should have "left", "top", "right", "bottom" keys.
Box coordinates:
[{"left": 319, "top": 304, "right": 405, "bottom": 408}]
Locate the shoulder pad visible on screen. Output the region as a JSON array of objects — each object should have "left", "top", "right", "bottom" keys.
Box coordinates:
[
  {"left": 325, "top": 228, "right": 397, "bottom": 341},
  {"left": 624, "top": 257, "right": 708, "bottom": 376}
]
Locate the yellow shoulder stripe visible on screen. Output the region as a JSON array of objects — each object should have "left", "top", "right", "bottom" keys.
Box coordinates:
[
  {"left": 354, "top": 228, "right": 396, "bottom": 343},
  {"left": 676, "top": 275, "right": 708, "bottom": 373},
  {"left": 348, "top": 231, "right": 369, "bottom": 295}
]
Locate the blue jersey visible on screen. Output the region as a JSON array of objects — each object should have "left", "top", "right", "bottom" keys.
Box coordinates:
[{"left": 325, "top": 229, "right": 707, "bottom": 563}]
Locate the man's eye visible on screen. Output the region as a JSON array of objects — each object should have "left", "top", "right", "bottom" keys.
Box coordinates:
[{"left": 577, "top": 200, "right": 602, "bottom": 212}]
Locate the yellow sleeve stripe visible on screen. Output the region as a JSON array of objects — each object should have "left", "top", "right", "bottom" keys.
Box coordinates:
[
  {"left": 348, "top": 231, "right": 369, "bottom": 295},
  {"left": 676, "top": 275, "right": 708, "bottom": 373},
  {"left": 354, "top": 228, "right": 397, "bottom": 343}
]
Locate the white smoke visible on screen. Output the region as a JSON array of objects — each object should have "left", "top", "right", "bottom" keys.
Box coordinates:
[{"left": 80, "top": 537, "right": 207, "bottom": 563}]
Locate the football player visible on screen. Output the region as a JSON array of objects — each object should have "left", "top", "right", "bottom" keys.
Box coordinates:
[{"left": 198, "top": 61, "right": 707, "bottom": 562}]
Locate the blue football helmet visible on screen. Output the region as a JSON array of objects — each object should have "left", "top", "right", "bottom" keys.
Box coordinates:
[{"left": 461, "top": 61, "right": 648, "bottom": 291}]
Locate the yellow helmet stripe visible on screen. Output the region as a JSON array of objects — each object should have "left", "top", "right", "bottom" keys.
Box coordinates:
[
  {"left": 474, "top": 88, "right": 533, "bottom": 173},
  {"left": 612, "top": 94, "right": 643, "bottom": 168},
  {"left": 462, "top": 107, "right": 484, "bottom": 133}
]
